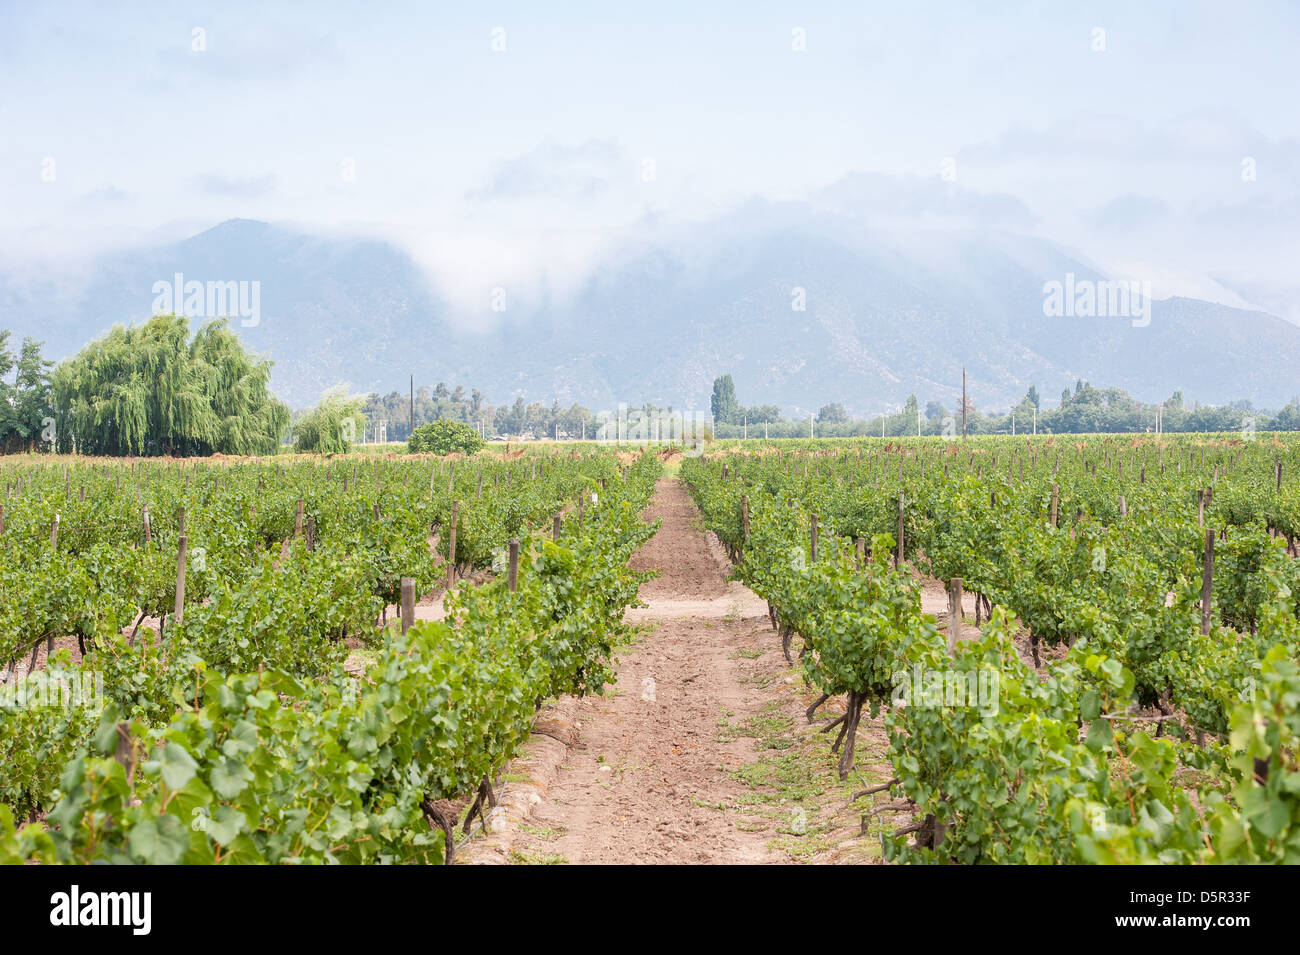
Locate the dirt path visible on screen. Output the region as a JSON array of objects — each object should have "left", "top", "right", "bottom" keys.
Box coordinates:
[
  {"left": 477, "top": 478, "right": 888, "bottom": 865},
  {"left": 493, "top": 479, "right": 782, "bottom": 863}
]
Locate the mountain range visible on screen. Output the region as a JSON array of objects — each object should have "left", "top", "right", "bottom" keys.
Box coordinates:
[{"left": 2, "top": 217, "right": 1297, "bottom": 415}]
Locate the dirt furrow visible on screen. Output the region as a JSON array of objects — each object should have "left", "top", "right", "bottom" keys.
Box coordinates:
[{"left": 496, "top": 478, "right": 787, "bottom": 863}]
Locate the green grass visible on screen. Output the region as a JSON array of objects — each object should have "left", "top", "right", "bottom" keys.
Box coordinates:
[
  {"left": 518, "top": 823, "right": 567, "bottom": 841},
  {"left": 508, "top": 849, "right": 568, "bottom": 865},
  {"left": 716, "top": 648, "right": 893, "bottom": 863}
]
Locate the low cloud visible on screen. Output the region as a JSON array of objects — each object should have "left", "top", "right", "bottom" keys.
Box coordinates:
[
  {"left": 195, "top": 173, "right": 277, "bottom": 198},
  {"left": 814, "top": 172, "right": 1037, "bottom": 230},
  {"left": 1089, "top": 194, "right": 1171, "bottom": 231},
  {"left": 81, "top": 184, "right": 129, "bottom": 204},
  {"left": 466, "top": 139, "right": 624, "bottom": 202}
]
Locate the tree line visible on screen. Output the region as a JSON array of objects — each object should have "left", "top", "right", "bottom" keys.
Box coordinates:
[
  {"left": 359, "top": 388, "right": 593, "bottom": 443},
  {"left": 7, "top": 316, "right": 1297, "bottom": 458},
  {"left": 709, "top": 374, "right": 1300, "bottom": 438}
]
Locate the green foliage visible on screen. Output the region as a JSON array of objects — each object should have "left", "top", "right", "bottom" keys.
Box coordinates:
[
  {"left": 51, "top": 314, "right": 289, "bottom": 456},
  {"left": 292, "top": 388, "right": 367, "bottom": 454},
  {"left": 0, "top": 449, "right": 664, "bottom": 861},
  {"left": 1205, "top": 607, "right": 1300, "bottom": 863},
  {"left": 817, "top": 402, "right": 847, "bottom": 424},
  {"left": 407, "top": 418, "right": 485, "bottom": 456},
  {"left": 682, "top": 432, "right": 1300, "bottom": 863},
  {"left": 0, "top": 332, "right": 54, "bottom": 453},
  {"left": 710, "top": 374, "right": 739, "bottom": 425}
]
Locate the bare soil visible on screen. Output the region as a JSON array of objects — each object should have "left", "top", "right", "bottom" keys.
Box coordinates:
[{"left": 486, "top": 479, "right": 890, "bottom": 865}]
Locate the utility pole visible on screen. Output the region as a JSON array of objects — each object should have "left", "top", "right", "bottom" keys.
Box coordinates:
[
  {"left": 962, "top": 367, "right": 968, "bottom": 441},
  {"left": 809, "top": 412, "right": 814, "bottom": 439}
]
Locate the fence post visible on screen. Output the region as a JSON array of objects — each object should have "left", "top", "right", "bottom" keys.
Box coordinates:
[
  {"left": 508, "top": 538, "right": 520, "bottom": 592},
  {"left": 810, "top": 513, "right": 818, "bottom": 563},
  {"left": 552, "top": 515, "right": 562, "bottom": 541}
]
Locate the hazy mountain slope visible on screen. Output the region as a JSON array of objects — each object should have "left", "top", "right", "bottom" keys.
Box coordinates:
[{"left": 1, "top": 219, "right": 1296, "bottom": 412}]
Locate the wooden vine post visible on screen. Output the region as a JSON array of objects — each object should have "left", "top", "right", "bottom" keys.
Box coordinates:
[
  {"left": 896, "top": 491, "right": 905, "bottom": 568},
  {"left": 174, "top": 533, "right": 188, "bottom": 627},
  {"left": 947, "top": 577, "right": 963, "bottom": 652},
  {"left": 1200, "top": 528, "right": 1215, "bottom": 636},
  {"left": 508, "top": 538, "right": 520, "bottom": 592},
  {"left": 446, "top": 500, "right": 459, "bottom": 590},
  {"left": 400, "top": 577, "right": 415, "bottom": 634}
]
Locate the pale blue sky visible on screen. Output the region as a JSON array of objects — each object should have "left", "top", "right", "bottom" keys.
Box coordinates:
[{"left": 2, "top": 1, "right": 1297, "bottom": 316}]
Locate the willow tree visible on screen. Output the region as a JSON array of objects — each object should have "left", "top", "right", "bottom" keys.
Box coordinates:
[
  {"left": 52, "top": 314, "right": 290, "bottom": 456},
  {"left": 292, "top": 387, "right": 367, "bottom": 453}
]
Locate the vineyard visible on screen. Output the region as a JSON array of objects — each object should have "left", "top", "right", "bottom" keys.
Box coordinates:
[
  {"left": 0, "top": 449, "right": 661, "bottom": 863},
  {"left": 0, "top": 434, "right": 1297, "bottom": 866},
  {"left": 681, "top": 434, "right": 1300, "bottom": 863}
]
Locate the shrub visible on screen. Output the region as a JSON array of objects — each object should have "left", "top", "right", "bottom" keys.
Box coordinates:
[{"left": 408, "top": 419, "right": 484, "bottom": 456}]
